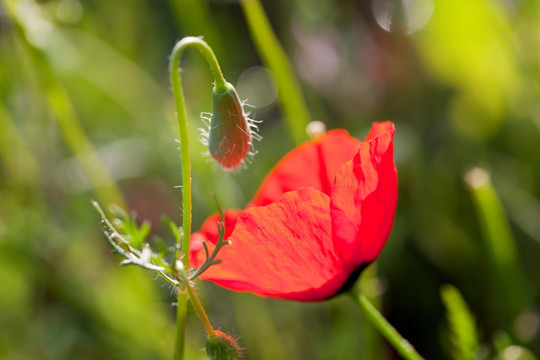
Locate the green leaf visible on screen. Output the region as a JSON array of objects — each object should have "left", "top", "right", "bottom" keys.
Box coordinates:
[
  {"left": 464, "top": 168, "right": 527, "bottom": 323},
  {"left": 162, "top": 216, "right": 182, "bottom": 245},
  {"left": 441, "top": 284, "right": 480, "bottom": 360},
  {"left": 112, "top": 210, "right": 151, "bottom": 250}
]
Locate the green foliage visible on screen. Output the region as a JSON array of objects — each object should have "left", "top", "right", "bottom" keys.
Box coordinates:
[
  {"left": 163, "top": 216, "right": 183, "bottom": 245},
  {"left": 465, "top": 168, "right": 527, "bottom": 325},
  {"left": 110, "top": 204, "right": 152, "bottom": 250},
  {"left": 441, "top": 284, "right": 480, "bottom": 360}
]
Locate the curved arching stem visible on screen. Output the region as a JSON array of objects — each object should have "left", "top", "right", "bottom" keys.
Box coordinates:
[
  {"left": 169, "top": 36, "right": 227, "bottom": 268},
  {"left": 168, "top": 37, "right": 226, "bottom": 360}
]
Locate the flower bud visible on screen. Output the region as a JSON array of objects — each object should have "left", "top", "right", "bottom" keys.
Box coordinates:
[
  {"left": 208, "top": 82, "right": 253, "bottom": 170},
  {"left": 206, "top": 330, "right": 241, "bottom": 360}
]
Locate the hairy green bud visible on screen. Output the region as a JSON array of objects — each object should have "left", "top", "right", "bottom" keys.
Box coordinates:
[{"left": 206, "top": 330, "right": 242, "bottom": 360}]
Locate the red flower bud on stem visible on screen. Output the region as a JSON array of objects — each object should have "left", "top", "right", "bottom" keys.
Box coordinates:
[{"left": 207, "top": 82, "right": 255, "bottom": 170}]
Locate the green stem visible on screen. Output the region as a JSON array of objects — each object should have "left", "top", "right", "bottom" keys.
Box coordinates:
[
  {"left": 168, "top": 36, "right": 226, "bottom": 359},
  {"left": 174, "top": 288, "right": 188, "bottom": 360},
  {"left": 184, "top": 278, "right": 216, "bottom": 338},
  {"left": 349, "top": 289, "right": 425, "bottom": 360},
  {"left": 169, "top": 37, "right": 227, "bottom": 269},
  {"left": 241, "top": 0, "right": 310, "bottom": 145}
]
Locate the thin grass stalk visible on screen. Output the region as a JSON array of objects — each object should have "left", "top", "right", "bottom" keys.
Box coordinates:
[
  {"left": 240, "top": 0, "right": 310, "bottom": 145},
  {"left": 4, "top": 2, "right": 125, "bottom": 209}
]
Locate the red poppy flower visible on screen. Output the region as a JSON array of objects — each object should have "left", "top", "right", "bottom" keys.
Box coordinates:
[{"left": 190, "top": 121, "right": 397, "bottom": 301}]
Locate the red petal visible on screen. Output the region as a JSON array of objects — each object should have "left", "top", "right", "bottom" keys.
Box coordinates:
[
  {"left": 330, "top": 122, "right": 397, "bottom": 268},
  {"left": 365, "top": 120, "right": 395, "bottom": 141},
  {"left": 251, "top": 130, "right": 361, "bottom": 207},
  {"left": 190, "top": 210, "right": 242, "bottom": 268},
  {"left": 198, "top": 188, "right": 351, "bottom": 301}
]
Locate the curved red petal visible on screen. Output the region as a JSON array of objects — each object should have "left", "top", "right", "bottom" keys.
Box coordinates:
[
  {"left": 198, "top": 188, "right": 351, "bottom": 301},
  {"left": 364, "top": 120, "right": 396, "bottom": 142},
  {"left": 330, "top": 121, "right": 397, "bottom": 268},
  {"left": 250, "top": 130, "right": 361, "bottom": 207}
]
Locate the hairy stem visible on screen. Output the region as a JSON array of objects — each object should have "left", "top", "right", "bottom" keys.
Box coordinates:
[
  {"left": 169, "top": 36, "right": 227, "bottom": 268},
  {"left": 184, "top": 278, "right": 216, "bottom": 338},
  {"left": 168, "top": 36, "right": 226, "bottom": 359},
  {"left": 174, "top": 289, "right": 188, "bottom": 360}
]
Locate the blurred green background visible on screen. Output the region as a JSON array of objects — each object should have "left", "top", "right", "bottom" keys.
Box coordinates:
[{"left": 2, "top": 0, "right": 540, "bottom": 359}]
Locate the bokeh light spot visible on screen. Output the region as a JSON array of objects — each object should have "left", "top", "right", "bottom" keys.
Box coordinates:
[
  {"left": 236, "top": 66, "right": 278, "bottom": 109},
  {"left": 514, "top": 310, "right": 540, "bottom": 343},
  {"left": 372, "top": 0, "right": 434, "bottom": 34}
]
